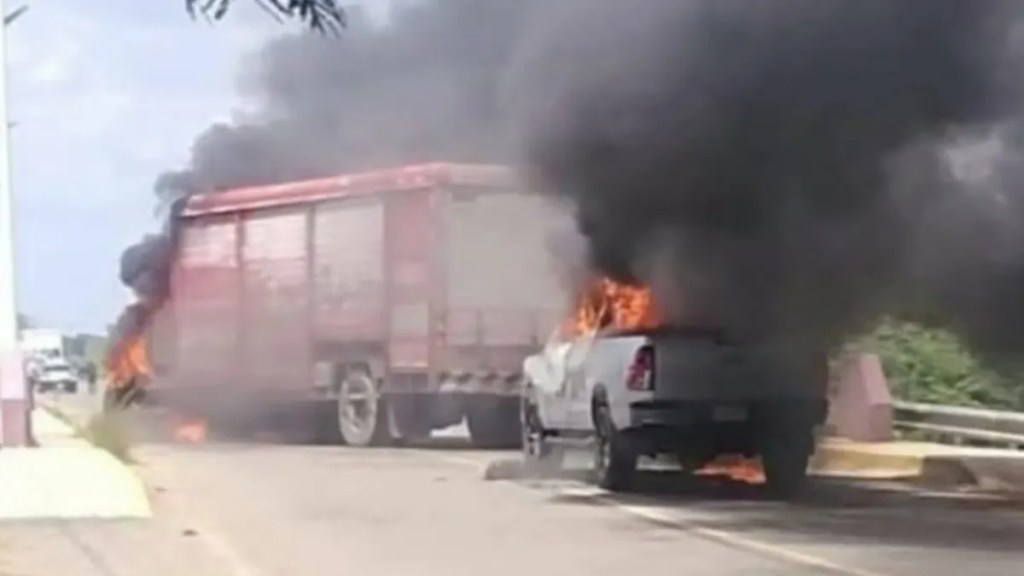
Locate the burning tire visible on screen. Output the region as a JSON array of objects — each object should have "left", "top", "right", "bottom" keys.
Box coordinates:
[
  {"left": 337, "top": 367, "right": 392, "bottom": 447},
  {"left": 466, "top": 396, "right": 521, "bottom": 449},
  {"left": 591, "top": 403, "right": 637, "bottom": 491}
]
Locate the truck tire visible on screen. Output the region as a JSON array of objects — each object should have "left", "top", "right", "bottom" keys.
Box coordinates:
[
  {"left": 761, "top": 428, "right": 813, "bottom": 499},
  {"left": 337, "top": 367, "right": 391, "bottom": 447},
  {"left": 467, "top": 397, "right": 521, "bottom": 449},
  {"left": 592, "top": 403, "right": 637, "bottom": 491}
]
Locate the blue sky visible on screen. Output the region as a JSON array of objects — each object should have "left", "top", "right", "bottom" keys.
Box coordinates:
[{"left": 7, "top": 1, "right": 386, "bottom": 334}]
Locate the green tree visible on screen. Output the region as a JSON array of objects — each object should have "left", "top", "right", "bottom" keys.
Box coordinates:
[{"left": 185, "top": 0, "right": 346, "bottom": 33}]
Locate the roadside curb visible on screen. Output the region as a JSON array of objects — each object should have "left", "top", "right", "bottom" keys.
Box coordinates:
[
  {"left": 812, "top": 438, "right": 1024, "bottom": 493},
  {"left": 810, "top": 440, "right": 924, "bottom": 480}
]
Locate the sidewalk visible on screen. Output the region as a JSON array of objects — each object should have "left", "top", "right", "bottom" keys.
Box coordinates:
[
  {"left": 0, "top": 404, "right": 238, "bottom": 576},
  {"left": 0, "top": 408, "right": 151, "bottom": 520}
]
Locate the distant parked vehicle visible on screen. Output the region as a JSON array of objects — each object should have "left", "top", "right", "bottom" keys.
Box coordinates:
[
  {"left": 21, "top": 328, "right": 78, "bottom": 393},
  {"left": 31, "top": 359, "right": 78, "bottom": 393}
]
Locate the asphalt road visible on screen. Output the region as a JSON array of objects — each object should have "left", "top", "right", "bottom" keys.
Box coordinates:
[
  {"left": 129, "top": 437, "right": 1024, "bottom": 576},
  {"left": 8, "top": 393, "right": 1024, "bottom": 576}
]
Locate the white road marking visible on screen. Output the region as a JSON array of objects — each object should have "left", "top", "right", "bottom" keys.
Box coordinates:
[
  {"left": 555, "top": 485, "right": 890, "bottom": 576},
  {"left": 617, "top": 502, "right": 888, "bottom": 576}
]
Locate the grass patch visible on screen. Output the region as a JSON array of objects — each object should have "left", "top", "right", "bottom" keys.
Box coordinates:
[
  {"left": 42, "top": 404, "right": 80, "bottom": 432},
  {"left": 41, "top": 401, "right": 137, "bottom": 463},
  {"left": 82, "top": 411, "right": 136, "bottom": 463}
]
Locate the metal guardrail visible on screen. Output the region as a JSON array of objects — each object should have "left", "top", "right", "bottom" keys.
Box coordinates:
[{"left": 893, "top": 400, "right": 1024, "bottom": 449}]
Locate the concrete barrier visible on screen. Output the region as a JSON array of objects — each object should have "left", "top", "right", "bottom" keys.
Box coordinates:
[{"left": 826, "top": 353, "right": 894, "bottom": 442}]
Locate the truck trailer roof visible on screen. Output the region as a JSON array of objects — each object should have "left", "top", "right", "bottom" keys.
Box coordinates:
[{"left": 183, "top": 162, "right": 516, "bottom": 217}]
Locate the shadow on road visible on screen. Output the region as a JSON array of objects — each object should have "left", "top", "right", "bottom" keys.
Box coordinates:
[
  {"left": 547, "top": 469, "right": 1024, "bottom": 555},
  {"left": 121, "top": 405, "right": 507, "bottom": 454}
]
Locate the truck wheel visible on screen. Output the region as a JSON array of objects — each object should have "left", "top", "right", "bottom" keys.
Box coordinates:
[
  {"left": 592, "top": 403, "right": 637, "bottom": 491},
  {"left": 761, "top": 429, "right": 813, "bottom": 499},
  {"left": 467, "top": 397, "right": 521, "bottom": 449},
  {"left": 337, "top": 368, "right": 391, "bottom": 447}
]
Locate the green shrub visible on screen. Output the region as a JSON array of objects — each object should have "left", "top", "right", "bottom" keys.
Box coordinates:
[{"left": 847, "top": 319, "right": 1024, "bottom": 411}]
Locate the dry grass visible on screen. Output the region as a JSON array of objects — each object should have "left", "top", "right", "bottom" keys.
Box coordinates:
[
  {"left": 82, "top": 411, "right": 136, "bottom": 463},
  {"left": 46, "top": 402, "right": 137, "bottom": 464}
]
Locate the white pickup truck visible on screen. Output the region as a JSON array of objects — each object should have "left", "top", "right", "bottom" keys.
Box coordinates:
[{"left": 521, "top": 325, "right": 829, "bottom": 496}]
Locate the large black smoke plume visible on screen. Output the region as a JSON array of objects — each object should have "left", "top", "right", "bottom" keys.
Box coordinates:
[
  {"left": 509, "top": 0, "right": 1024, "bottom": 356},
  {"left": 123, "top": 0, "right": 1024, "bottom": 375},
  {"left": 115, "top": 1, "right": 548, "bottom": 362},
  {"left": 156, "top": 0, "right": 543, "bottom": 198}
]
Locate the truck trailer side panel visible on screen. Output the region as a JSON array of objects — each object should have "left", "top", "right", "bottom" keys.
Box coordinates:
[
  {"left": 241, "top": 207, "right": 310, "bottom": 391},
  {"left": 439, "top": 188, "right": 566, "bottom": 375},
  {"left": 309, "top": 190, "right": 434, "bottom": 385},
  {"left": 173, "top": 215, "right": 240, "bottom": 389},
  {"left": 384, "top": 190, "right": 434, "bottom": 374},
  {"left": 312, "top": 196, "right": 386, "bottom": 342}
]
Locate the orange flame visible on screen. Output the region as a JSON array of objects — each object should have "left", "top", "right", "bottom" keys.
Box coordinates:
[
  {"left": 172, "top": 417, "right": 208, "bottom": 444},
  {"left": 564, "top": 276, "right": 661, "bottom": 337},
  {"left": 105, "top": 337, "right": 152, "bottom": 389},
  {"left": 104, "top": 302, "right": 158, "bottom": 391},
  {"left": 695, "top": 455, "right": 766, "bottom": 484}
]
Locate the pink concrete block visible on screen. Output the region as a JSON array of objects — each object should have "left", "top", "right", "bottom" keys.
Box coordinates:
[
  {"left": 827, "top": 353, "right": 894, "bottom": 442},
  {"left": 0, "top": 399, "right": 30, "bottom": 447},
  {"left": 0, "top": 349, "right": 32, "bottom": 447}
]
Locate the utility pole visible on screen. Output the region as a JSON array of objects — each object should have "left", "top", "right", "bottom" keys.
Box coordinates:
[{"left": 0, "top": 0, "right": 28, "bottom": 447}]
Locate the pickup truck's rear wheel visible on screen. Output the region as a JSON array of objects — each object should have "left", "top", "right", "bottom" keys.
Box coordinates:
[
  {"left": 761, "top": 428, "right": 813, "bottom": 498},
  {"left": 592, "top": 403, "right": 637, "bottom": 491},
  {"left": 337, "top": 368, "right": 391, "bottom": 447}
]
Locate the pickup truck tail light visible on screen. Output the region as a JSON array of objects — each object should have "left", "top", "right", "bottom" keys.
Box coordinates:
[{"left": 626, "top": 345, "right": 655, "bottom": 391}]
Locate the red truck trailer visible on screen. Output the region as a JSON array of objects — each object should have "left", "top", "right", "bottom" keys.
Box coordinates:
[{"left": 145, "top": 163, "right": 568, "bottom": 447}]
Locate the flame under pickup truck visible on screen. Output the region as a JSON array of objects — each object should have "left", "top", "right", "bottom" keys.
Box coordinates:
[{"left": 521, "top": 324, "right": 829, "bottom": 496}]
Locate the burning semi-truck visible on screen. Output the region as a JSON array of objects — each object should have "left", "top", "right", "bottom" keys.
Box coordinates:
[{"left": 131, "top": 163, "right": 568, "bottom": 447}]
